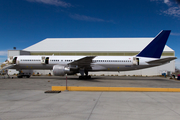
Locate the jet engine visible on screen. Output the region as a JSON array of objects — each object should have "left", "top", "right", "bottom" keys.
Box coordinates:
[{"left": 53, "top": 65, "right": 71, "bottom": 76}]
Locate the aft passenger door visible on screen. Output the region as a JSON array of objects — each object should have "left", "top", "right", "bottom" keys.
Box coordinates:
[{"left": 133, "top": 57, "right": 139, "bottom": 65}]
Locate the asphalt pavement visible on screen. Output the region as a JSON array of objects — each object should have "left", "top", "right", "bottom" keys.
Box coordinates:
[{"left": 0, "top": 76, "right": 180, "bottom": 120}]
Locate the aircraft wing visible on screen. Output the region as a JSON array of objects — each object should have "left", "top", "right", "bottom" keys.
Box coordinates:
[
  {"left": 68, "top": 56, "right": 96, "bottom": 69},
  {"left": 0, "top": 64, "right": 15, "bottom": 72},
  {"left": 147, "top": 57, "right": 177, "bottom": 64}
]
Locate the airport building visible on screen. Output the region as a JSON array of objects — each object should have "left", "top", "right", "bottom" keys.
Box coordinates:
[{"left": 8, "top": 37, "right": 175, "bottom": 76}]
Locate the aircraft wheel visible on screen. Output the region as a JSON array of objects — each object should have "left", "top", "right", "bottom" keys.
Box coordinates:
[
  {"left": 79, "top": 76, "right": 91, "bottom": 79},
  {"left": 17, "top": 76, "right": 22, "bottom": 78},
  {"left": 88, "top": 75, "right": 91, "bottom": 79},
  {"left": 26, "top": 75, "right": 30, "bottom": 78},
  {"left": 79, "top": 76, "right": 83, "bottom": 79}
]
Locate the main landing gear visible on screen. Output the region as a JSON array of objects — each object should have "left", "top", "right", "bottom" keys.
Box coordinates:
[
  {"left": 79, "top": 69, "right": 91, "bottom": 79},
  {"left": 17, "top": 75, "right": 30, "bottom": 78},
  {"left": 79, "top": 75, "right": 91, "bottom": 79},
  {"left": 17, "top": 70, "right": 31, "bottom": 78}
]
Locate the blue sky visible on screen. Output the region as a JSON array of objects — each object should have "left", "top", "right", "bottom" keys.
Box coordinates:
[{"left": 0, "top": 0, "right": 180, "bottom": 68}]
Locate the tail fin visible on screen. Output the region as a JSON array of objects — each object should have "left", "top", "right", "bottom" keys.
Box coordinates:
[{"left": 136, "top": 30, "right": 171, "bottom": 58}]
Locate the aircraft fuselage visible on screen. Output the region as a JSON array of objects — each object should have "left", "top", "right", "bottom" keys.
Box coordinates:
[{"left": 11, "top": 55, "right": 157, "bottom": 71}]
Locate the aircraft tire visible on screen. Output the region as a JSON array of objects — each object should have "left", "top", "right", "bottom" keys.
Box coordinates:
[
  {"left": 26, "top": 75, "right": 30, "bottom": 78},
  {"left": 79, "top": 76, "right": 83, "bottom": 79},
  {"left": 88, "top": 75, "right": 91, "bottom": 79},
  {"left": 17, "top": 76, "right": 22, "bottom": 78},
  {"left": 79, "top": 76, "right": 91, "bottom": 79}
]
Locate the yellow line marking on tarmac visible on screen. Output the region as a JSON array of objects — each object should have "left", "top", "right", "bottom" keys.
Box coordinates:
[{"left": 52, "top": 86, "right": 180, "bottom": 92}]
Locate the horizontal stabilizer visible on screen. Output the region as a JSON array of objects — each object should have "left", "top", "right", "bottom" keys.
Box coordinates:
[{"left": 147, "top": 57, "right": 177, "bottom": 64}]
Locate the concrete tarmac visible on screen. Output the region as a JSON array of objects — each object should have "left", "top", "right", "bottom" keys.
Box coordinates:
[
  {"left": 1, "top": 76, "right": 180, "bottom": 90},
  {"left": 1, "top": 76, "right": 180, "bottom": 120}
]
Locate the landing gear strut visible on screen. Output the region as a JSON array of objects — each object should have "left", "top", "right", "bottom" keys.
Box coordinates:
[
  {"left": 79, "top": 69, "right": 91, "bottom": 79},
  {"left": 17, "top": 70, "right": 31, "bottom": 78}
]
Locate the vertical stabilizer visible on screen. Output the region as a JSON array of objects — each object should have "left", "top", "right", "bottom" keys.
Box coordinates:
[{"left": 136, "top": 30, "right": 171, "bottom": 58}]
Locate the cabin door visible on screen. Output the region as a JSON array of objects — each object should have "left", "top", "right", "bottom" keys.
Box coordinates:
[
  {"left": 13, "top": 57, "right": 17, "bottom": 64},
  {"left": 133, "top": 57, "right": 139, "bottom": 65},
  {"left": 41, "top": 57, "right": 49, "bottom": 64},
  {"left": 45, "top": 57, "right": 49, "bottom": 64}
]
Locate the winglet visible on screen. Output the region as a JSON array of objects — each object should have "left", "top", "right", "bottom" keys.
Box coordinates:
[{"left": 137, "top": 30, "right": 171, "bottom": 58}]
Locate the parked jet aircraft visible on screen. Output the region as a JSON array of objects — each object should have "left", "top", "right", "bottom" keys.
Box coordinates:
[{"left": 0, "top": 30, "right": 176, "bottom": 79}]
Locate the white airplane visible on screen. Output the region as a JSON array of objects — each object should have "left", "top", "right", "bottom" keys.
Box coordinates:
[{"left": 0, "top": 30, "right": 177, "bottom": 79}]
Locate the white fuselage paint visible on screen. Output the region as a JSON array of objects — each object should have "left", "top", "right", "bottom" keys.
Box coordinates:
[{"left": 11, "top": 55, "right": 159, "bottom": 71}]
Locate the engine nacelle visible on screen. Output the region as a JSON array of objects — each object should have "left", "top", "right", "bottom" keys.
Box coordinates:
[{"left": 53, "top": 65, "right": 71, "bottom": 76}]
